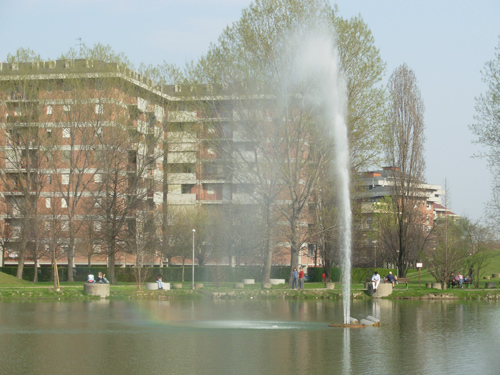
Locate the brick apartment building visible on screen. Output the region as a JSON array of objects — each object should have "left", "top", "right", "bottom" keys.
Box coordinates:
[
  {"left": 0, "top": 59, "right": 449, "bottom": 274},
  {"left": 0, "top": 59, "right": 318, "bottom": 273}
]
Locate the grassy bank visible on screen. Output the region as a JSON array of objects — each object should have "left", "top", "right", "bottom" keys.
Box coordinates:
[{"left": 3, "top": 272, "right": 500, "bottom": 302}]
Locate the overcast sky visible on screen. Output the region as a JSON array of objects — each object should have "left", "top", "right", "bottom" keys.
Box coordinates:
[{"left": 1, "top": 0, "right": 499, "bottom": 220}]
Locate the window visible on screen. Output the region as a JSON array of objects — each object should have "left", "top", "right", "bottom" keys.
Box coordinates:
[
  {"left": 63, "top": 104, "right": 71, "bottom": 112},
  {"left": 94, "top": 221, "right": 101, "bottom": 232},
  {"left": 62, "top": 174, "right": 69, "bottom": 185},
  {"left": 181, "top": 184, "right": 193, "bottom": 194},
  {"left": 61, "top": 198, "right": 68, "bottom": 208},
  {"left": 94, "top": 174, "right": 102, "bottom": 183},
  {"left": 45, "top": 222, "right": 50, "bottom": 232},
  {"left": 93, "top": 243, "right": 102, "bottom": 253},
  {"left": 206, "top": 184, "right": 215, "bottom": 195},
  {"left": 46, "top": 174, "right": 51, "bottom": 184},
  {"left": 94, "top": 198, "right": 102, "bottom": 208},
  {"left": 61, "top": 221, "right": 69, "bottom": 231},
  {"left": 46, "top": 105, "right": 53, "bottom": 115},
  {"left": 95, "top": 104, "right": 104, "bottom": 115},
  {"left": 47, "top": 129, "right": 52, "bottom": 138},
  {"left": 62, "top": 128, "right": 71, "bottom": 138},
  {"left": 45, "top": 198, "right": 51, "bottom": 208}
]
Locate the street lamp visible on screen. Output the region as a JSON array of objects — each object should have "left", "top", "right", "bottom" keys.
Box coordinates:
[
  {"left": 372, "top": 240, "right": 377, "bottom": 269},
  {"left": 192, "top": 229, "right": 196, "bottom": 290}
]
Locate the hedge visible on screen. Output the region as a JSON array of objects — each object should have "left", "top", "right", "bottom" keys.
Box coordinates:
[{"left": 0, "top": 265, "right": 396, "bottom": 284}]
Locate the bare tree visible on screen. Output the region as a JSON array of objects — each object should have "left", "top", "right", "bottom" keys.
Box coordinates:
[
  {"left": 127, "top": 208, "right": 159, "bottom": 288},
  {"left": 384, "top": 63, "right": 426, "bottom": 277},
  {"left": 0, "top": 55, "right": 52, "bottom": 279},
  {"left": 47, "top": 72, "right": 102, "bottom": 281},
  {"left": 461, "top": 218, "right": 497, "bottom": 287},
  {"left": 470, "top": 36, "right": 500, "bottom": 224},
  {"left": 189, "top": 0, "right": 387, "bottom": 284}
]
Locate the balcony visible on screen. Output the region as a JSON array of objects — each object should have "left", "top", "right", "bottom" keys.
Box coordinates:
[
  {"left": 168, "top": 111, "right": 198, "bottom": 122},
  {"left": 167, "top": 193, "right": 196, "bottom": 205},
  {"left": 168, "top": 152, "right": 197, "bottom": 164},
  {"left": 167, "top": 173, "right": 196, "bottom": 184},
  {"left": 232, "top": 193, "right": 256, "bottom": 204}
]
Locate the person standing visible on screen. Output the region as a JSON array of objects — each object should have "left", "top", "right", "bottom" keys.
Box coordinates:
[
  {"left": 291, "top": 267, "right": 298, "bottom": 289},
  {"left": 371, "top": 271, "right": 380, "bottom": 291},
  {"left": 298, "top": 267, "right": 305, "bottom": 290}
]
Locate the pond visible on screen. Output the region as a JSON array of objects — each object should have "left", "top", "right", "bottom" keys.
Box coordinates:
[{"left": 0, "top": 298, "right": 499, "bottom": 374}]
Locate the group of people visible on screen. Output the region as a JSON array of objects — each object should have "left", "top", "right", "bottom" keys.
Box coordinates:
[
  {"left": 87, "top": 271, "right": 164, "bottom": 288},
  {"left": 371, "top": 271, "right": 397, "bottom": 291},
  {"left": 449, "top": 272, "right": 471, "bottom": 288},
  {"left": 291, "top": 267, "right": 305, "bottom": 289},
  {"left": 87, "top": 272, "right": 109, "bottom": 284}
]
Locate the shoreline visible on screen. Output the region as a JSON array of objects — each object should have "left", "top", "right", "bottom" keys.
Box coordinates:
[{"left": 1, "top": 284, "right": 500, "bottom": 302}]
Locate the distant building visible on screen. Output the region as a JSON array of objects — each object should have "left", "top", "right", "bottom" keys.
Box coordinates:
[{"left": 355, "top": 167, "right": 448, "bottom": 267}]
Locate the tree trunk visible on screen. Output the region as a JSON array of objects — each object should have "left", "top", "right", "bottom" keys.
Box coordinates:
[
  {"left": 16, "top": 249, "right": 25, "bottom": 279},
  {"left": 181, "top": 258, "right": 185, "bottom": 282},
  {"left": 108, "top": 250, "right": 116, "bottom": 284},
  {"left": 261, "top": 204, "right": 273, "bottom": 285},
  {"left": 288, "top": 220, "right": 300, "bottom": 286},
  {"left": 52, "top": 254, "right": 60, "bottom": 291},
  {"left": 33, "top": 260, "right": 38, "bottom": 283},
  {"left": 67, "top": 236, "right": 75, "bottom": 282}
]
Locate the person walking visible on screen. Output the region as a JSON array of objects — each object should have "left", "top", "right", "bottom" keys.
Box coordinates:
[
  {"left": 298, "top": 267, "right": 305, "bottom": 290},
  {"left": 291, "top": 267, "right": 298, "bottom": 289}
]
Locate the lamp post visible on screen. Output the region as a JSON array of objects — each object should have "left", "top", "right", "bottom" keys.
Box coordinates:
[{"left": 192, "top": 229, "right": 196, "bottom": 290}]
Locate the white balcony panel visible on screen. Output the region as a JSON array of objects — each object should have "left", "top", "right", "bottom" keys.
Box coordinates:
[
  {"left": 168, "top": 111, "right": 198, "bottom": 122},
  {"left": 168, "top": 141, "right": 197, "bottom": 152},
  {"left": 233, "top": 151, "right": 256, "bottom": 162},
  {"left": 168, "top": 152, "right": 197, "bottom": 163},
  {"left": 167, "top": 193, "right": 196, "bottom": 205},
  {"left": 154, "top": 192, "right": 163, "bottom": 203},
  {"left": 232, "top": 193, "right": 256, "bottom": 204},
  {"left": 168, "top": 132, "right": 197, "bottom": 144},
  {"left": 167, "top": 173, "right": 196, "bottom": 184}
]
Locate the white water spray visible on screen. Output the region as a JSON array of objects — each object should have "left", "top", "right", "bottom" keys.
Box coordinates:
[{"left": 289, "top": 32, "right": 352, "bottom": 324}]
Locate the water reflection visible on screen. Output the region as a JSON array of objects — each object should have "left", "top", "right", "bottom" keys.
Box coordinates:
[{"left": 1, "top": 299, "right": 500, "bottom": 374}]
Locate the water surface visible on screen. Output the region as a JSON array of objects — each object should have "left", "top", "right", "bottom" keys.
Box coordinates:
[{"left": 0, "top": 299, "right": 499, "bottom": 375}]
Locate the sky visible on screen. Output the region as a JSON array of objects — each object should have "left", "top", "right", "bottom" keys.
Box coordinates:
[{"left": 1, "top": 0, "right": 499, "bottom": 220}]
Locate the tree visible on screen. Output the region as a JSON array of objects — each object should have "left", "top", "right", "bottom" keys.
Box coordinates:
[
  {"left": 127, "top": 208, "right": 159, "bottom": 288},
  {"left": 91, "top": 104, "right": 163, "bottom": 284},
  {"left": 461, "top": 218, "right": 497, "bottom": 287},
  {"left": 165, "top": 207, "right": 202, "bottom": 282},
  {"left": 48, "top": 48, "right": 108, "bottom": 281},
  {"left": 384, "top": 63, "right": 426, "bottom": 277},
  {"left": 0, "top": 52, "right": 53, "bottom": 279},
  {"left": 470, "top": 36, "right": 500, "bottom": 223},
  {"left": 189, "top": 0, "right": 387, "bottom": 283},
  {"left": 424, "top": 215, "right": 466, "bottom": 290}
]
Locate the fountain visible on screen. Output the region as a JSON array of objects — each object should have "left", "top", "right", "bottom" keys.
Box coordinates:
[{"left": 289, "top": 31, "right": 353, "bottom": 325}]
